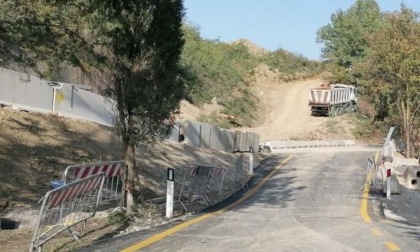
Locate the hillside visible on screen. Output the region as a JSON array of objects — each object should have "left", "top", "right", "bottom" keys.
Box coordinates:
[{"left": 0, "top": 74, "right": 367, "bottom": 251}]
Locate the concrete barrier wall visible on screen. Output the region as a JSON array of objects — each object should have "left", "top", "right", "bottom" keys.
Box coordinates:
[
  {"left": 179, "top": 121, "right": 259, "bottom": 153},
  {"left": 0, "top": 67, "right": 54, "bottom": 113},
  {"left": 200, "top": 123, "right": 211, "bottom": 149},
  {"left": 209, "top": 126, "right": 221, "bottom": 150},
  {"left": 0, "top": 67, "right": 260, "bottom": 152},
  {"left": 54, "top": 84, "right": 116, "bottom": 127},
  {"left": 0, "top": 67, "right": 117, "bottom": 126}
]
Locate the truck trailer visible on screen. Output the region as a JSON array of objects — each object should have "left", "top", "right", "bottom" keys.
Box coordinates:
[{"left": 308, "top": 84, "right": 357, "bottom": 117}]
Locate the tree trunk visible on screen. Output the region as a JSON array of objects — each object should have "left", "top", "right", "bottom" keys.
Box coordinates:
[
  {"left": 123, "top": 142, "right": 137, "bottom": 214},
  {"left": 406, "top": 129, "right": 411, "bottom": 158}
]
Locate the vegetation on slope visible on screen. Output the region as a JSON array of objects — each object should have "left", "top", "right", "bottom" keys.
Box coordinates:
[
  {"left": 317, "top": 0, "right": 420, "bottom": 157},
  {"left": 180, "top": 24, "right": 322, "bottom": 128}
]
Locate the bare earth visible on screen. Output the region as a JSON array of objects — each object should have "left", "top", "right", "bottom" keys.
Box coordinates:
[{"left": 0, "top": 77, "right": 359, "bottom": 251}]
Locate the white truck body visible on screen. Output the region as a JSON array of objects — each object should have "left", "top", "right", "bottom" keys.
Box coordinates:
[{"left": 308, "top": 84, "right": 357, "bottom": 116}]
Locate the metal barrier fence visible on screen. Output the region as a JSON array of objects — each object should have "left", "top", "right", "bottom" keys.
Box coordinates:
[
  {"left": 61, "top": 160, "right": 124, "bottom": 205},
  {"left": 175, "top": 165, "right": 226, "bottom": 211},
  {"left": 30, "top": 173, "right": 106, "bottom": 252},
  {"left": 382, "top": 127, "right": 395, "bottom": 160},
  {"left": 363, "top": 156, "right": 380, "bottom": 192}
]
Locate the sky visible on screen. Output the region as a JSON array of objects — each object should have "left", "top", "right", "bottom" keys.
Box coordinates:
[{"left": 183, "top": 0, "right": 420, "bottom": 60}]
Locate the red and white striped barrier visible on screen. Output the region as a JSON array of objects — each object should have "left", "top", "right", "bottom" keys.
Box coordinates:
[
  {"left": 61, "top": 160, "right": 124, "bottom": 204},
  {"left": 49, "top": 175, "right": 103, "bottom": 209},
  {"left": 70, "top": 162, "right": 123, "bottom": 181},
  {"left": 31, "top": 173, "right": 106, "bottom": 252}
]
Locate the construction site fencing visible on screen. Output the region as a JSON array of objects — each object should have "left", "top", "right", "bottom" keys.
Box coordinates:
[
  {"left": 30, "top": 172, "right": 106, "bottom": 252},
  {"left": 62, "top": 160, "right": 124, "bottom": 205},
  {"left": 175, "top": 165, "right": 226, "bottom": 211},
  {"left": 363, "top": 156, "right": 381, "bottom": 192}
]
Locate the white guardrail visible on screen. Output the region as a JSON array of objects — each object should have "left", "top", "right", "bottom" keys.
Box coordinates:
[{"left": 260, "top": 140, "right": 356, "bottom": 151}]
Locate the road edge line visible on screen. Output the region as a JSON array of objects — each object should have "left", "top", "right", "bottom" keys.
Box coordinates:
[{"left": 360, "top": 151, "right": 379, "bottom": 223}]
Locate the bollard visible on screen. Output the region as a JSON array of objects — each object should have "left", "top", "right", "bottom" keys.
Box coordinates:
[
  {"left": 386, "top": 165, "right": 391, "bottom": 199},
  {"left": 166, "top": 168, "right": 175, "bottom": 218},
  {"left": 249, "top": 147, "right": 254, "bottom": 175}
]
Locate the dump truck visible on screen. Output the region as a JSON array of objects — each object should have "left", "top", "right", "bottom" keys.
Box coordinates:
[{"left": 308, "top": 84, "right": 357, "bottom": 116}]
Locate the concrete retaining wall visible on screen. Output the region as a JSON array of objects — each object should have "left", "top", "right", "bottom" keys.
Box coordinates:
[
  {"left": 53, "top": 84, "right": 116, "bottom": 126},
  {"left": 0, "top": 67, "right": 260, "bottom": 152},
  {"left": 179, "top": 121, "right": 259, "bottom": 153},
  {"left": 0, "top": 68, "right": 54, "bottom": 113},
  {"left": 0, "top": 67, "right": 116, "bottom": 126}
]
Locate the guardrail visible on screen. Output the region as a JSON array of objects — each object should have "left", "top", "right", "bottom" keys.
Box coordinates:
[
  {"left": 30, "top": 172, "right": 106, "bottom": 252},
  {"left": 260, "top": 140, "right": 355, "bottom": 151}
]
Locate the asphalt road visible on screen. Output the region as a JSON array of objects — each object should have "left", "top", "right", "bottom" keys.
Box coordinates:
[{"left": 79, "top": 148, "right": 420, "bottom": 251}]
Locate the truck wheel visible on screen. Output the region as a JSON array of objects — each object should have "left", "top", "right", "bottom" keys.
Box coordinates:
[{"left": 329, "top": 108, "right": 336, "bottom": 117}]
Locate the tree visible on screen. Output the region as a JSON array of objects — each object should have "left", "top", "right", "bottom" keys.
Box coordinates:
[
  {"left": 88, "top": 0, "right": 186, "bottom": 212},
  {"left": 316, "top": 0, "right": 381, "bottom": 84},
  {"left": 358, "top": 6, "right": 420, "bottom": 157},
  {"left": 0, "top": 0, "right": 186, "bottom": 213}
]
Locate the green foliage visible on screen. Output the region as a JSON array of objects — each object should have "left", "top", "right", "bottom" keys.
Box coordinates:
[
  {"left": 180, "top": 25, "right": 258, "bottom": 104},
  {"left": 316, "top": 0, "right": 382, "bottom": 83},
  {"left": 262, "top": 49, "right": 322, "bottom": 79},
  {"left": 88, "top": 0, "right": 186, "bottom": 144},
  {"left": 107, "top": 210, "right": 129, "bottom": 225},
  {"left": 180, "top": 24, "right": 321, "bottom": 128},
  {"left": 323, "top": 118, "right": 339, "bottom": 134},
  {"left": 357, "top": 5, "right": 420, "bottom": 156}
]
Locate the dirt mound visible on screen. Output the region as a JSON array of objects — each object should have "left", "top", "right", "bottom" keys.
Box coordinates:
[{"left": 232, "top": 39, "right": 267, "bottom": 56}]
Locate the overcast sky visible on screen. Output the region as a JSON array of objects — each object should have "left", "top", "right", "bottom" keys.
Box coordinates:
[{"left": 183, "top": 0, "right": 420, "bottom": 60}]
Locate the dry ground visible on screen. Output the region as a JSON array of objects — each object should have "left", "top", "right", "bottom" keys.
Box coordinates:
[{"left": 0, "top": 75, "right": 360, "bottom": 251}]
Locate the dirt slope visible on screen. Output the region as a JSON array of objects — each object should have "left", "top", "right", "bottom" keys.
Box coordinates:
[{"left": 249, "top": 78, "right": 324, "bottom": 140}]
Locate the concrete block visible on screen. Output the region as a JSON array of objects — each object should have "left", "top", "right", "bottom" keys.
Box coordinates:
[
  {"left": 227, "top": 130, "right": 235, "bottom": 153},
  {"left": 233, "top": 131, "right": 242, "bottom": 152},
  {"left": 383, "top": 174, "right": 401, "bottom": 194},
  {"left": 239, "top": 132, "right": 248, "bottom": 152},
  {"left": 165, "top": 124, "right": 180, "bottom": 143},
  {"left": 219, "top": 129, "right": 229, "bottom": 152},
  {"left": 186, "top": 121, "right": 201, "bottom": 147},
  {"left": 396, "top": 165, "right": 420, "bottom": 190},
  {"left": 343, "top": 140, "right": 355, "bottom": 146},
  {"left": 209, "top": 126, "right": 221, "bottom": 150},
  {"left": 200, "top": 123, "right": 211, "bottom": 149},
  {"left": 247, "top": 132, "right": 255, "bottom": 152},
  {"left": 253, "top": 134, "right": 260, "bottom": 152}
]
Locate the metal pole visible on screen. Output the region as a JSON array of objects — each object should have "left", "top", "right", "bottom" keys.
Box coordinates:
[{"left": 166, "top": 168, "right": 175, "bottom": 218}]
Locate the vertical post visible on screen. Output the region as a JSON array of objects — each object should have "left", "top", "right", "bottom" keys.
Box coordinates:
[
  {"left": 166, "top": 168, "right": 175, "bottom": 218},
  {"left": 249, "top": 147, "right": 254, "bottom": 175},
  {"left": 386, "top": 166, "right": 391, "bottom": 199},
  {"left": 52, "top": 87, "right": 56, "bottom": 112}
]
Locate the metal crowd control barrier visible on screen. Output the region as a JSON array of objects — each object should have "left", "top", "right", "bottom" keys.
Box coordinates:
[
  {"left": 30, "top": 172, "right": 106, "bottom": 252},
  {"left": 363, "top": 156, "right": 380, "bottom": 192},
  {"left": 175, "top": 165, "right": 226, "bottom": 211},
  {"left": 62, "top": 160, "right": 124, "bottom": 205}
]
